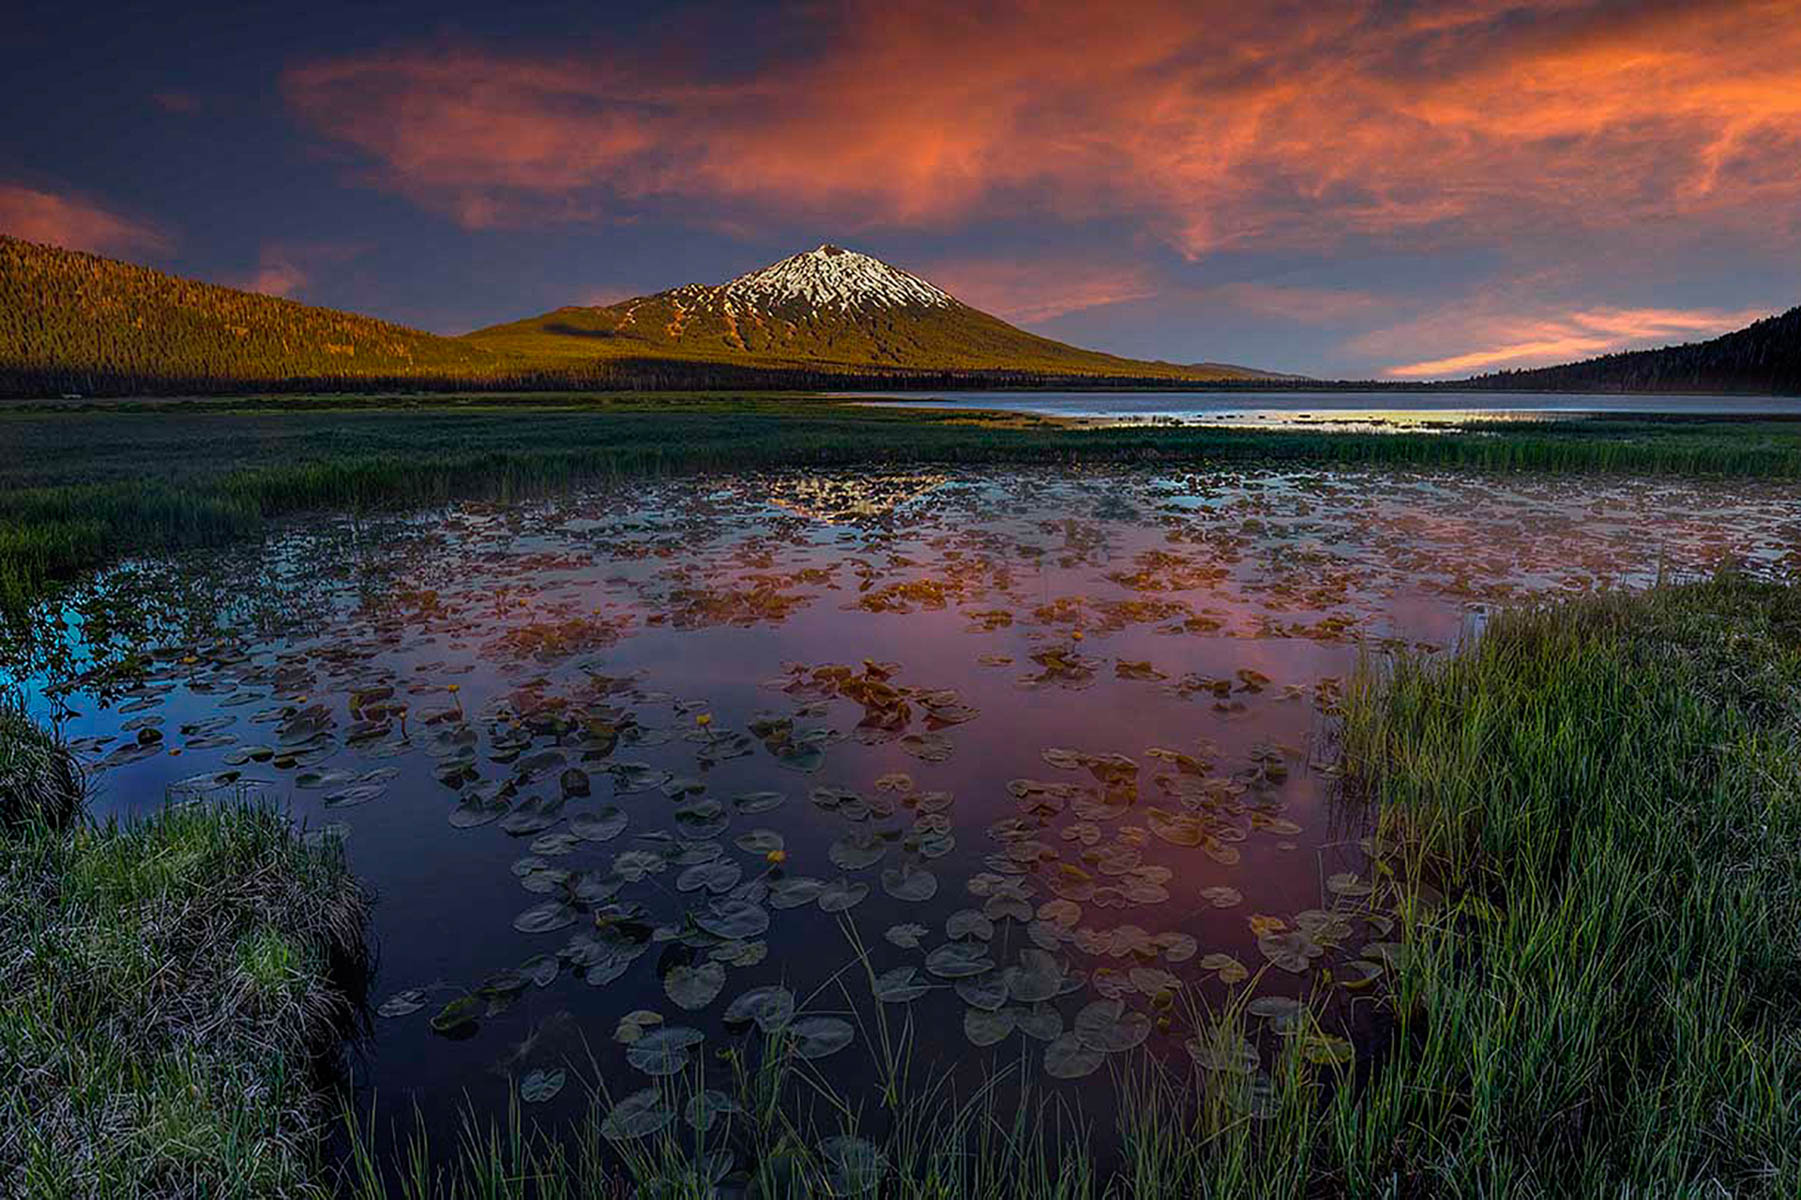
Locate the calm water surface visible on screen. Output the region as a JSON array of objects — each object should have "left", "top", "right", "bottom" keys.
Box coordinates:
[
  {"left": 843, "top": 389, "right": 1801, "bottom": 429},
  {"left": 12, "top": 465, "right": 1801, "bottom": 1159}
]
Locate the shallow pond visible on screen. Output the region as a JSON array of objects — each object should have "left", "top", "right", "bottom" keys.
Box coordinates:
[{"left": 13, "top": 465, "right": 1801, "bottom": 1166}]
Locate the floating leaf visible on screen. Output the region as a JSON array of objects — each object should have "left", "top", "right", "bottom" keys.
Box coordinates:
[
  {"left": 626, "top": 1027, "right": 704, "bottom": 1076},
  {"left": 1044, "top": 1032, "right": 1105, "bottom": 1079},
  {"left": 818, "top": 877, "right": 869, "bottom": 913},
  {"left": 723, "top": 985, "right": 794, "bottom": 1032},
  {"left": 429, "top": 994, "right": 481, "bottom": 1035},
  {"left": 881, "top": 862, "right": 938, "bottom": 901},
  {"left": 769, "top": 877, "right": 826, "bottom": 909},
  {"left": 569, "top": 807, "right": 628, "bottom": 841},
  {"left": 664, "top": 961, "right": 726, "bottom": 1010},
  {"left": 788, "top": 1016, "right": 855, "bottom": 1059},
  {"left": 695, "top": 899, "right": 771, "bottom": 940},
  {"left": 944, "top": 910, "right": 994, "bottom": 941},
  {"left": 1074, "top": 999, "right": 1151, "bottom": 1052},
  {"left": 684, "top": 1089, "right": 741, "bottom": 1133},
  {"left": 377, "top": 989, "right": 427, "bottom": 1018},
  {"left": 821, "top": 1135, "right": 887, "bottom": 1197},
  {"left": 735, "top": 829, "right": 785, "bottom": 855},
  {"left": 601, "top": 1088, "right": 676, "bottom": 1140},
  {"left": 733, "top": 790, "right": 786, "bottom": 814},
  {"left": 1009, "top": 949, "right": 1065, "bottom": 1003},
  {"left": 965, "top": 1006, "right": 1018, "bottom": 1046},
  {"left": 520, "top": 1067, "right": 567, "bottom": 1103},
  {"left": 885, "top": 923, "right": 928, "bottom": 949},
  {"left": 1015, "top": 1003, "right": 1064, "bottom": 1042},
  {"left": 873, "top": 966, "right": 931, "bottom": 1003},
  {"left": 927, "top": 941, "right": 996, "bottom": 979},
  {"left": 513, "top": 902, "right": 578, "bottom": 934}
]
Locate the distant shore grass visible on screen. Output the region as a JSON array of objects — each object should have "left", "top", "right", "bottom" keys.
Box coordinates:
[
  {"left": 0, "top": 710, "right": 368, "bottom": 1199},
  {"left": 335, "top": 575, "right": 1801, "bottom": 1197},
  {"left": 5, "top": 394, "right": 1801, "bottom": 621}
]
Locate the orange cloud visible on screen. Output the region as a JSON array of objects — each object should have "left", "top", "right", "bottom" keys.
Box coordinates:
[
  {"left": 1380, "top": 306, "right": 1770, "bottom": 377},
  {"left": 0, "top": 184, "right": 169, "bottom": 256},
  {"left": 283, "top": 0, "right": 1801, "bottom": 255}
]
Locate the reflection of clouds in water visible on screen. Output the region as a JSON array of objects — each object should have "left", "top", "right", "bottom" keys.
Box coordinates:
[{"left": 18, "top": 465, "right": 1801, "bottom": 1142}]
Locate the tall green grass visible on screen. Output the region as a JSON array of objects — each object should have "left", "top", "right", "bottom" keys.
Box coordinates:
[{"left": 0, "top": 770, "right": 369, "bottom": 1198}]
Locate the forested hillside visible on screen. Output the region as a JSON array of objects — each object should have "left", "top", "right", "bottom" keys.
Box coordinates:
[
  {"left": 1470, "top": 306, "right": 1801, "bottom": 394},
  {"left": 0, "top": 236, "right": 511, "bottom": 395}
]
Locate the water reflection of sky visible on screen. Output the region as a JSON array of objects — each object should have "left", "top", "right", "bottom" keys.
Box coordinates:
[
  {"left": 8, "top": 465, "right": 1799, "bottom": 1161},
  {"left": 843, "top": 389, "right": 1801, "bottom": 430}
]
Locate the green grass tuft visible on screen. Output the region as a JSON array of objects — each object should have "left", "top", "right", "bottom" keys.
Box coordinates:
[{"left": 0, "top": 781, "right": 369, "bottom": 1198}]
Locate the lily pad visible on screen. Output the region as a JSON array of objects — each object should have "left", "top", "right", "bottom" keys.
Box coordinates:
[
  {"left": 1044, "top": 1032, "right": 1105, "bottom": 1079},
  {"left": 601, "top": 1087, "right": 676, "bottom": 1140},
  {"left": 625, "top": 1026, "right": 704, "bottom": 1075},
  {"left": 513, "top": 901, "right": 578, "bottom": 934},
  {"left": 520, "top": 1067, "right": 567, "bottom": 1103},
  {"left": 873, "top": 965, "right": 932, "bottom": 1003},
  {"left": 696, "top": 899, "right": 771, "bottom": 940},
  {"left": 1073, "top": 999, "right": 1151, "bottom": 1052},
  {"left": 926, "top": 941, "right": 995, "bottom": 979},
  {"left": 788, "top": 1015, "right": 855, "bottom": 1059},
  {"left": 818, "top": 877, "right": 870, "bottom": 913},
  {"left": 569, "top": 807, "right": 628, "bottom": 841},
  {"left": 768, "top": 877, "right": 826, "bottom": 909},
  {"left": 884, "top": 922, "right": 928, "bottom": 949},
  {"left": 664, "top": 961, "right": 726, "bottom": 1010},
  {"left": 964, "top": 1006, "right": 1018, "bottom": 1046},
  {"left": 723, "top": 985, "right": 795, "bottom": 1032},
  {"left": 880, "top": 862, "right": 938, "bottom": 901},
  {"left": 377, "top": 989, "right": 427, "bottom": 1018}
]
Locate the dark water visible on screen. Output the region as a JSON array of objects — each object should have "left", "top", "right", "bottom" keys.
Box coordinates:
[
  {"left": 842, "top": 389, "right": 1801, "bottom": 429},
  {"left": 12, "top": 466, "right": 1801, "bottom": 1162}
]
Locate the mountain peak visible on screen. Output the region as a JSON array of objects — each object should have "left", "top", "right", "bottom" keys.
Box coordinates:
[{"left": 720, "top": 244, "right": 954, "bottom": 313}]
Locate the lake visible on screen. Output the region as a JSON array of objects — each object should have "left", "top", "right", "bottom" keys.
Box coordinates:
[
  {"left": 841, "top": 389, "right": 1801, "bottom": 430},
  {"left": 11, "top": 464, "right": 1801, "bottom": 1167}
]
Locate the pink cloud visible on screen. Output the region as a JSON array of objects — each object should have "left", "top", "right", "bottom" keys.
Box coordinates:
[
  {"left": 230, "top": 242, "right": 366, "bottom": 300},
  {"left": 1373, "top": 305, "right": 1771, "bottom": 378},
  {"left": 153, "top": 90, "right": 201, "bottom": 114},
  {"left": 282, "top": 0, "right": 1801, "bottom": 257},
  {"left": 0, "top": 184, "right": 170, "bottom": 256}
]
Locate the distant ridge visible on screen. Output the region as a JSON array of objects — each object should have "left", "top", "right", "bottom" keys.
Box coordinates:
[
  {"left": 1465, "top": 305, "right": 1801, "bottom": 395},
  {"left": 0, "top": 238, "right": 1288, "bottom": 397}
]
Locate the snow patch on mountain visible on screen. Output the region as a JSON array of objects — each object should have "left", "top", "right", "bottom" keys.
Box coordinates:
[{"left": 720, "top": 245, "right": 954, "bottom": 313}]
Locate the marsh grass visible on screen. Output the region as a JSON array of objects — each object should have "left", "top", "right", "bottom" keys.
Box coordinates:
[
  {"left": 5, "top": 397, "right": 1801, "bottom": 619},
  {"left": 0, "top": 776, "right": 369, "bottom": 1198},
  {"left": 330, "top": 575, "right": 1801, "bottom": 1197}
]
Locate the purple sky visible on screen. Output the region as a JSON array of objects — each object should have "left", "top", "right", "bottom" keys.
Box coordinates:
[{"left": 5, "top": 0, "right": 1799, "bottom": 378}]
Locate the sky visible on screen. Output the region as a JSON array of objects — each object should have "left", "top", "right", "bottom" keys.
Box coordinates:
[{"left": 4, "top": 0, "right": 1799, "bottom": 379}]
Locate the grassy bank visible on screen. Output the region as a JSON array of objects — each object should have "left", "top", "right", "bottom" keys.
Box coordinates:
[
  {"left": 6, "top": 394, "right": 1801, "bottom": 620},
  {"left": 0, "top": 702, "right": 369, "bottom": 1198},
  {"left": 331, "top": 576, "right": 1800, "bottom": 1197}
]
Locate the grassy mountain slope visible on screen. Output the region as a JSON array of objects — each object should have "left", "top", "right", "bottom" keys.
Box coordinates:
[
  {"left": 1469, "top": 305, "right": 1801, "bottom": 394},
  {"left": 0, "top": 236, "right": 513, "bottom": 394},
  {"left": 465, "top": 291, "right": 1275, "bottom": 381}
]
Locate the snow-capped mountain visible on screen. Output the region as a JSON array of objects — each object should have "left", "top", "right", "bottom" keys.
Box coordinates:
[
  {"left": 467, "top": 244, "right": 1283, "bottom": 381},
  {"left": 723, "top": 244, "right": 953, "bottom": 312}
]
